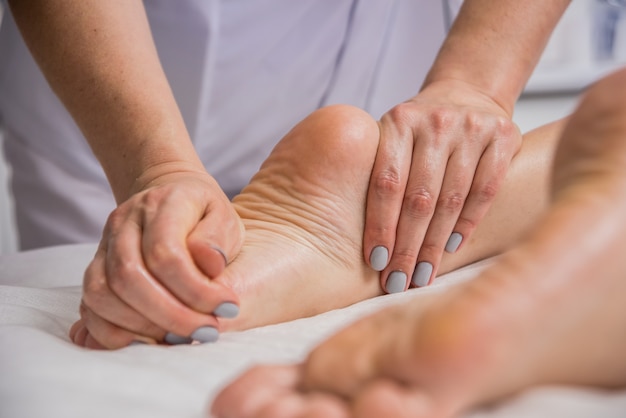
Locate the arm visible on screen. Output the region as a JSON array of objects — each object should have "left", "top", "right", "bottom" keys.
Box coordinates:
[
  {"left": 8, "top": 0, "right": 200, "bottom": 201},
  {"left": 8, "top": 0, "right": 244, "bottom": 347},
  {"left": 425, "top": 0, "right": 571, "bottom": 115}
]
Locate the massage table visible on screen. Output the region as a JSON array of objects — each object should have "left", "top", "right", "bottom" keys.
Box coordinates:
[{"left": 1, "top": 243, "right": 625, "bottom": 418}]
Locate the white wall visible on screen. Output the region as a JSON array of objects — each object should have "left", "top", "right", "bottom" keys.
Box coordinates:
[
  {"left": 0, "top": 5, "right": 18, "bottom": 254},
  {"left": 0, "top": 130, "right": 18, "bottom": 254}
]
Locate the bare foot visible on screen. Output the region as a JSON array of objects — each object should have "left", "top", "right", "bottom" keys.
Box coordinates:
[{"left": 215, "top": 105, "right": 383, "bottom": 330}]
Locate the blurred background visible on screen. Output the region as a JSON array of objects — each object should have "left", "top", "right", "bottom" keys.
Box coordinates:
[{"left": 1, "top": 0, "right": 625, "bottom": 254}]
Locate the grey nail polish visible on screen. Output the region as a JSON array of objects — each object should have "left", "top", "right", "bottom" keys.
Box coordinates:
[
  {"left": 445, "top": 232, "right": 463, "bottom": 253},
  {"left": 164, "top": 332, "right": 193, "bottom": 345},
  {"left": 385, "top": 271, "right": 407, "bottom": 294},
  {"left": 128, "top": 340, "right": 147, "bottom": 346},
  {"left": 412, "top": 262, "right": 433, "bottom": 287},
  {"left": 213, "top": 302, "right": 239, "bottom": 318},
  {"left": 191, "top": 326, "right": 219, "bottom": 344},
  {"left": 211, "top": 245, "right": 228, "bottom": 265},
  {"left": 370, "top": 246, "right": 389, "bottom": 271}
]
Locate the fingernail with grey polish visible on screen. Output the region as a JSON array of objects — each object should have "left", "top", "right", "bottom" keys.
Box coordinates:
[
  {"left": 164, "top": 332, "right": 193, "bottom": 345},
  {"left": 412, "top": 262, "right": 433, "bottom": 287},
  {"left": 370, "top": 246, "right": 389, "bottom": 271},
  {"left": 211, "top": 245, "right": 228, "bottom": 265},
  {"left": 191, "top": 326, "right": 219, "bottom": 344},
  {"left": 213, "top": 302, "right": 239, "bottom": 318},
  {"left": 129, "top": 340, "right": 147, "bottom": 346},
  {"left": 445, "top": 232, "right": 463, "bottom": 253},
  {"left": 385, "top": 271, "right": 407, "bottom": 294}
]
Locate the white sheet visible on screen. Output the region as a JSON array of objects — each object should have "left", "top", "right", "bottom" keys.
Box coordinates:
[{"left": 1, "top": 243, "right": 625, "bottom": 418}]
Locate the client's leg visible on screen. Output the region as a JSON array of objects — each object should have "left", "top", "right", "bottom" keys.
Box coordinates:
[{"left": 217, "top": 104, "right": 560, "bottom": 331}]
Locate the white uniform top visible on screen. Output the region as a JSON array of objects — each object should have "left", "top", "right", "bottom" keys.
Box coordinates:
[{"left": 0, "top": 0, "right": 445, "bottom": 249}]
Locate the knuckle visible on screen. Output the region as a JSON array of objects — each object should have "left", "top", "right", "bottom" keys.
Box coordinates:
[
  {"left": 385, "top": 102, "right": 415, "bottom": 125},
  {"left": 106, "top": 258, "right": 140, "bottom": 294},
  {"left": 418, "top": 241, "right": 445, "bottom": 258},
  {"left": 390, "top": 246, "right": 419, "bottom": 266},
  {"left": 428, "top": 108, "right": 454, "bottom": 134},
  {"left": 367, "top": 223, "right": 394, "bottom": 240},
  {"left": 495, "top": 115, "right": 517, "bottom": 135},
  {"left": 104, "top": 207, "right": 126, "bottom": 232},
  {"left": 438, "top": 191, "right": 466, "bottom": 212},
  {"left": 145, "top": 241, "right": 185, "bottom": 273},
  {"left": 462, "top": 111, "right": 482, "bottom": 132},
  {"left": 403, "top": 188, "right": 436, "bottom": 219},
  {"left": 138, "top": 190, "right": 166, "bottom": 214},
  {"left": 82, "top": 274, "right": 109, "bottom": 310},
  {"left": 372, "top": 169, "right": 403, "bottom": 197},
  {"left": 494, "top": 118, "right": 522, "bottom": 147},
  {"left": 474, "top": 180, "right": 500, "bottom": 204},
  {"left": 455, "top": 215, "right": 479, "bottom": 232}
]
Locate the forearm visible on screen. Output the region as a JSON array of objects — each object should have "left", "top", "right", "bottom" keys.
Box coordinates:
[
  {"left": 424, "top": 0, "right": 570, "bottom": 115},
  {"left": 8, "top": 0, "right": 204, "bottom": 202}
]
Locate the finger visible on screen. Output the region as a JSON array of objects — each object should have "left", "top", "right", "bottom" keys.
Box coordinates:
[
  {"left": 71, "top": 321, "right": 89, "bottom": 347},
  {"left": 352, "top": 379, "right": 443, "bottom": 418},
  {"left": 103, "top": 224, "right": 225, "bottom": 339},
  {"left": 84, "top": 332, "right": 107, "bottom": 350},
  {"left": 363, "top": 117, "right": 413, "bottom": 273},
  {"left": 381, "top": 142, "right": 447, "bottom": 294},
  {"left": 69, "top": 317, "right": 85, "bottom": 341},
  {"left": 257, "top": 392, "right": 349, "bottom": 418},
  {"left": 188, "top": 242, "right": 228, "bottom": 279},
  {"left": 451, "top": 142, "right": 512, "bottom": 254},
  {"left": 297, "top": 393, "right": 350, "bottom": 418},
  {"left": 212, "top": 364, "right": 301, "bottom": 418},
  {"left": 301, "top": 312, "right": 390, "bottom": 397},
  {"left": 137, "top": 194, "right": 240, "bottom": 313},
  {"left": 411, "top": 150, "right": 476, "bottom": 287},
  {"left": 83, "top": 247, "right": 169, "bottom": 339},
  {"left": 187, "top": 244, "right": 242, "bottom": 319},
  {"left": 80, "top": 301, "right": 160, "bottom": 349},
  {"left": 188, "top": 199, "right": 245, "bottom": 278},
  {"left": 187, "top": 205, "right": 244, "bottom": 279}
]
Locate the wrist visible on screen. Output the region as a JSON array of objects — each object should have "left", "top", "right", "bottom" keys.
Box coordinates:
[
  {"left": 421, "top": 69, "right": 519, "bottom": 119},
  {"left": 416, "top": 78, "right": 514, "bottom": 119},
  {"left": 127, "top": 160, "right": 214, "bottom": 198}
]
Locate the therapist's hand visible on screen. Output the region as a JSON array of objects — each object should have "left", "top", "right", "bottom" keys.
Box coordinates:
[
  {"left": 72, "top": 169, "right": 244, "bottom": 349},
  {"left": 365, "top": 79, "right": 522, "bottom": 292}
]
